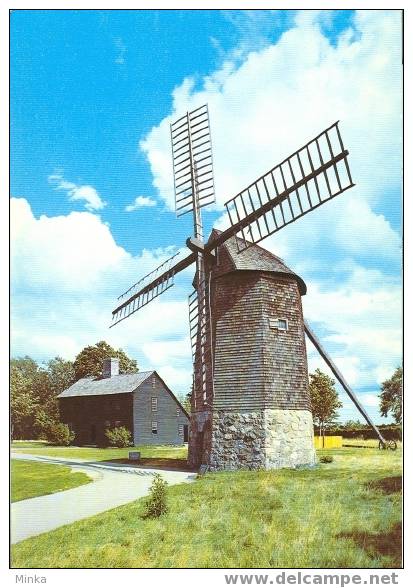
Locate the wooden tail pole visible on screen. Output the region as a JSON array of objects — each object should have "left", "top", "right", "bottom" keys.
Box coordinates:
[{"left": 304, "top": 320, "right": 387, "bottom": 446}]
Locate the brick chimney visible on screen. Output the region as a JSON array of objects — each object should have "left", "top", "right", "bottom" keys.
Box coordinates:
[{"left": 102, "top": 357, "right": 120, "bottom": 378}]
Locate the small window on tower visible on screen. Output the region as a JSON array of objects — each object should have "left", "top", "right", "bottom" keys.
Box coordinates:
[
  {"left": 152, "top": 421, "right": 158, "bottom": 434},
  {"left": 269, "top": 317, "right": 289, "bottom": 330},
  {"left": 277, "top": 319, "right": 288, "bottom": 330},
  {"left": 151, "top": 397, "right": 158, "bottom": 412}
]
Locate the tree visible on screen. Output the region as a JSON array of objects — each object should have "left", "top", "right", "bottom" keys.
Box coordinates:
[
  {"left": 73, "top": 341, "right": 138, "bottom": 380},
  {"left": 10, "top": 364, "right": 39, "bottom": 439},
  {"left": 10, "top": 355, "right": 76, "bottom": 440},
  {"left": 46, "top": 357, "right": 76, "bottom": 397},
  {"left": 177, "top": 392, "right": 191, "bottom": 415},
  {"left": 309, "top": 368, "right": 342, "bottom": 437},
  {"left": 379, "top": 367, "right": 402, "bottom": 424}
]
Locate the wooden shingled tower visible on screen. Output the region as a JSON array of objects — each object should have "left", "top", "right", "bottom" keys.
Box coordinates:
[
  {"left": 189, "top": 229, "right": 313, "bottom": 470},
  {"left": 111, "top": 104, "right": 395, "bottom": 471}
]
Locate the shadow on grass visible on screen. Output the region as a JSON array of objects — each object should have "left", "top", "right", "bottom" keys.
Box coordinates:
[
  {"left": 102, "top": 457, "right": 195, "bottom": 472},
  {"left": 337, "top": 522, "right": 402, "bottom": 566},
  {"left": 366, "top": 476, "right": 402, "bottom": 494}
]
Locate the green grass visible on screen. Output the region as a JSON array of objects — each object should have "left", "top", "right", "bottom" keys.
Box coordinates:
[
  {"left": 11, "top": 460, "right": 92, "bottom": 502},
  {"left": 11, "top": 447, "right": 402, "bottom": 568},
  {"left": 11, "top": 441, "right": 187, "bottom": 462},
  {"left": 343, "top": 438, "right": 402, "bottom": 448}
]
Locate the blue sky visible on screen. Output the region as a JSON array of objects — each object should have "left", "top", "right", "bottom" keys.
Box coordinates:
[{"left": 11, "top": 9, "right": 402, "bottom": 424}]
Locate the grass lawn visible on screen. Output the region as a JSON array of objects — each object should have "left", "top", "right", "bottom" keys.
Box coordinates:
[
  {"left": 343, "top": 438, "right": 402, "bottom": 449},
  {"left": 11, "top": 460, "right": 92, "bottom": 502},
  {"left": 11, "top": 441, "right": 187, "bottom": 462},
  {"left": 11, "top": 446, "right": 402, "bottom": 569}
]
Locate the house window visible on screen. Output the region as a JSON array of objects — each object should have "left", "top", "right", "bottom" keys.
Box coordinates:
[
  {"left": 152, "top": 421, "right": 158, "bottom": 434},
  {"left": 151, "top": 375, "right": 156, "bottom": 388},
  {"left": 178, "top": 424, "right": 184, "bottom": 436},
  {"left": 151, "top": 397, "right": 158, "bottom": 412},
  {"left": 269, "top": 317, "right": 288, "bottom": 330},
  {"left": 176, "top": 408, "right": 180, "bottom": 417},
  {"left": 115, "top": 420, "right": 122, "bottom": 427}
]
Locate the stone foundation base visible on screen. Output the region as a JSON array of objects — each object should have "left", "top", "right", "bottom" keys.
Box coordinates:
[{"left": 208, "top": 409, "right": 316, "bottom": 471}]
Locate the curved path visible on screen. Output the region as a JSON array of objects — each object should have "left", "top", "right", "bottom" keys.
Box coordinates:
[{"left": 11, "top": 452, "right": 195, "bottom": 544}]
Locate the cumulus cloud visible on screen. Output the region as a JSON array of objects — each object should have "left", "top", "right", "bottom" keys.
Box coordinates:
[
  {"left": 48, "top": 173, "right": 106, "bottom": 211},
  {"left": 125, "top": 196, "right": 157, "bottom": 212},
  {"left": 141, "top": 11, "right": 401, "bottom": 216},
  {"left": 10, "top": 198, "right": 193, "bottom": 392}
]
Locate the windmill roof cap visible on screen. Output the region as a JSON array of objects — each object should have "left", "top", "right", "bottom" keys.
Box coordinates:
[{"left": 208, "top": 229, "right": 307, "bottom": 295}]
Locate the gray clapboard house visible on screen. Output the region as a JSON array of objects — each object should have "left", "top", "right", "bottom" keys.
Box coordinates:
[{"left": 58, "top": 358, "right": 189, "bottom": 446}]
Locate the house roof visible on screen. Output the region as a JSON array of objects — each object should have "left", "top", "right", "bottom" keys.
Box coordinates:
[
  {"left": 57, "top": 370, "right": 190, "bottom": 419},
  {"left": 57, "top": 370, "right": 154, "bottom": 398},
  {"left": 208, "top": 229, "right": 307, "bottom": 295}
]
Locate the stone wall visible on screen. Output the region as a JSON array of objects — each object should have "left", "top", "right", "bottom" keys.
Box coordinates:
[{"left": 209, "top": 409, "right": 315, "bottom": 471}]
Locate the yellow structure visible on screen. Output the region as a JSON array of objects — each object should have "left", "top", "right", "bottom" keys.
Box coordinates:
[{"left": 314, "top": 435, "right": 343, "bottom": 449}]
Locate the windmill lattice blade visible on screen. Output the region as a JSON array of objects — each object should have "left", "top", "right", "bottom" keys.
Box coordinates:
[
  {"left": 188, "top": 286, "right": 208, "bottom": 363},
  {"left": 171, "top": 104, "right": 215, "bottom": 217},
  {"left": 110, "top": 251, "right": 195, "bottom": 328},
  {"left": 223, "top": 122, "right": 354, "bottom": 251}
]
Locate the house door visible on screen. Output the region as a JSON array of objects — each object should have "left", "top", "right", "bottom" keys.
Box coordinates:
[
  {"left": 90, "top": 424, "right": 96, "bottom": 444},
  {"left": 183, "top": 425, "right": 189, "bottom": 442}
]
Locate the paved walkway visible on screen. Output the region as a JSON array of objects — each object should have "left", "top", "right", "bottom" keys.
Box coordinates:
[{"left": 11, "top": 452, "right": 195, "bottom": 544}]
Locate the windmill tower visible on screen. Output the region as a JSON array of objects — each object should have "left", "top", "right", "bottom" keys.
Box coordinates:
[
  {"left": 189, "top": 230, "right": 313, "bottom": 470},
  {"left": 111, "top": 104, "right": 394, "bottom": 471}
]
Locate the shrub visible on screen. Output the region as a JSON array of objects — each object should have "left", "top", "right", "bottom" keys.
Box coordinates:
[
  {"left": 142, "top": 474, "right": 168, "bottom": 518},
  {"left": 104, "top": 426, "right": 132, "bottom": 448},
  {"left": 320, "top": 455, "right": 334, "bottom": 464},
  {"left": 45, "top": 422, "right": 75, "bottom": 446}
]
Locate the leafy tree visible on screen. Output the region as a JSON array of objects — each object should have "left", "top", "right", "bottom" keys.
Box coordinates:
[
  {"left": 10, "top": 356, "right": 76, "bottom": 440},
  {"left": 73, "top": 341, "right": 138, "bottom": 380},
  {"left": 379, "top": 367, "right": 402, "bottom": 424},
  {"left": 10, "top": 364, "right": 39, "bottom": 439},
  {"left": 177, "top": 392, "right": 191, "bottom": 415},
  {"left": 46, "top": 357, "right": 76, "bottom": 397},
  {"left": 309, "top": 368, "right": 342, "bottom": 437},
  {"left": 342, "top": 419, "right": 364, "bottom": 430}
]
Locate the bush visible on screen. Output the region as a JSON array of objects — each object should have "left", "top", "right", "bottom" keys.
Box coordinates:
[
  {"left": 320, "top": 455, "right": 334, "bottom": 464},
  {"left": 104, "top": 426, "right": 132, "bottom": 448},
  {"left": 45, "top": 422, "right": 75, "bottom": 446},
  {"left": 142, "top": 474, "right": 168, "bottom": 518}
]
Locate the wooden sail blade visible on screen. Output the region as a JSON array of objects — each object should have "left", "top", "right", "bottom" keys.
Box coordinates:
[
  {"left": 110, "top": 251, "right": 196, "bottom": 327},
  {"left": 223, "top": 122, "right": 355, "bottom": 251},
  {"left": 171, "top": 104, "right": 216, "bottom": 217}
]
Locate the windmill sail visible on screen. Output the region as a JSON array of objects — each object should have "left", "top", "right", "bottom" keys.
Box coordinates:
[
  {"left": 171, "top": 104, "right": 215, "bottom": 217},
  {"left": 111, "top": 251, "right": 183, "bottom": 327},
  {"left": 111, "top": 119, "right": 355, "bottom": 328},
  {"left": 223, "top": 122, "right": 354, "bottom": 251}
]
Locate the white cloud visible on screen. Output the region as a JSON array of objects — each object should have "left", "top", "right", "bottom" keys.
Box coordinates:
[
  {"left": 10, "top": 198, "right": 193, "bottom": 392},
  {"left": 125, "top": 196, "right": 157, "bottom": 212},
  {"left": 48, "top": 173, "right": 106, "bottom": 211},
  {"left": 361, "top": 393, "right": 380, "bottom": 408},
  {"left": 140, "top": 9, "right": 401, "bottom": 254}
]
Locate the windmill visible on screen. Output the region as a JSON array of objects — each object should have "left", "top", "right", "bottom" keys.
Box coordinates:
[{"left": 111, "top": 104, "right": 395, "bottom": 471}]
